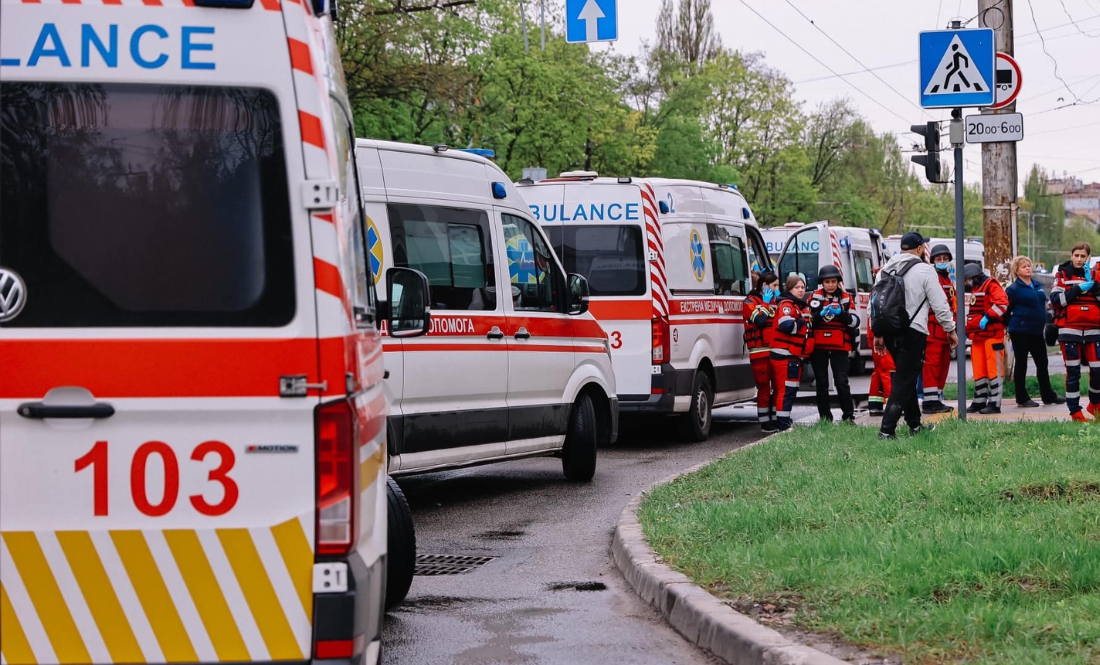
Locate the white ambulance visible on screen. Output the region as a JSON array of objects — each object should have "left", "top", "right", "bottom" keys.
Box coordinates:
[
  {"left": 355, "top": 141, "right": 618, "bottom": 479},
  {"left": 767, "top": 222, "right": 887, "bottom": 373},
  {"left": 0, "top": 1, "right": 427, "bottom": 663},
  {"left": 517, "top": 175, "right": 773, "bottom": 441}
]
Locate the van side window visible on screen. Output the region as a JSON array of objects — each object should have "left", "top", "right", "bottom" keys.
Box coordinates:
[
  {"left": 333, "top": 102, "right": 374, "bottom": 324},
  {"left": 707, "top": 224, "right": 748, "bottom": 296},
  {"left": 853, "top": 250, "right": 874, "bottom": 292},
  {"left": 502, "top": 214, "right": 560, "bottom": 312},
  {"left": 389, "top": 204, "right": 496, "bottom": 311}
]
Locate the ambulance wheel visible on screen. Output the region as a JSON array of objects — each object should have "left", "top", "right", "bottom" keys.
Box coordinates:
[
  {"left": 385, "top": 477, "right": 416, "bottom": 611},
  {"left": 562, "top": 393, "right": 598, "bottom": 482},
  {"left": 680, "top": 372, "right": 713, "bottom": 442}
]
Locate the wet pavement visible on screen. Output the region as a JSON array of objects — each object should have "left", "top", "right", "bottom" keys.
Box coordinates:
[{"left": 383, "top": 405, "right": 819, "bottom": 665}]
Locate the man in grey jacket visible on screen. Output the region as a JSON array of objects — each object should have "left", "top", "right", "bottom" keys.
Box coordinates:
[{"left": 874, "top": 232, "right": 959, "bottom": 439}]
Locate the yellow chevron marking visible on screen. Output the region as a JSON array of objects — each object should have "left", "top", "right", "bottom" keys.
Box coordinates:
[
  {"left": 270, "top": 520, "right": 313, "bottom": 621},
  {"left": 162, "top": 530, "right": 248, "bottom": 662},
  {"left": 110, "top": 531, "right": 197, "bottom": 663},
  {"left": 217, "top": 530, "right": 303, "bottom": 661},
  {"left": 1, "top": 582, "right": 37, "bottom": 665},
  {"left": 360, "top": 445, "right": 385, "bottom": 492},
  {"left": 56, "top": 532, "right": 144, "bottom": 664},
  {"left": 2, "top": 533, "right": 90, "bottom": 664}
]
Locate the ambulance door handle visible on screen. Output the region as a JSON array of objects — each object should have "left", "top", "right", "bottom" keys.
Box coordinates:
[
  {"left": 18, "top": 402, "right": 115, "bottom": 419},
  {"left": 514, "top": 327, "right": 532, "bottom": 340},
  {"left": 487, "top": 326, "right": 505, "bottom": 340}
]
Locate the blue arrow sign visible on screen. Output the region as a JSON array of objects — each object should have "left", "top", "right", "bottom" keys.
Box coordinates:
[
  {"left": 566, "top": 0, "right": 618, "bottom": 44},
  {"left": 919, "top": 29, "right": 996, "bottom": 108}
]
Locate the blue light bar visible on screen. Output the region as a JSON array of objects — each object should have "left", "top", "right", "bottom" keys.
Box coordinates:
[
  {"left": 491, "top": 182, "right": 507, "bottom": 199},
  {"left": 460, "top": 148, "right": 496, "bottom": 159}
]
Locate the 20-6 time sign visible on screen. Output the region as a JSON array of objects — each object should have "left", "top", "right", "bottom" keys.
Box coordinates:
[{"left": 964, "top": 113, "right": 1024, "bottom": 144}]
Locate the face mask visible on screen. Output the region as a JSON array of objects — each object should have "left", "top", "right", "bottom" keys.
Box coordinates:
[{"left": 935, "top": 262, "right": 950, "bottom": 271}]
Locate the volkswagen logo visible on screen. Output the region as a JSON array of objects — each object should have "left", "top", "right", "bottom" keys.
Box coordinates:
[{"left": 0, "top": 268, "right": 27, "bottom": 323}]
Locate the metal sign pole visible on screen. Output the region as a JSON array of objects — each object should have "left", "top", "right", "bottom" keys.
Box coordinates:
[{"left": 952, "top": 108, "right": 968, "bottom": 421}]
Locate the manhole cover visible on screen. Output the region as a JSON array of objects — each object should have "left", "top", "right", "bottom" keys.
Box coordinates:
[{"left": 415, "top": 554, "right": 496, "bottom": 576}]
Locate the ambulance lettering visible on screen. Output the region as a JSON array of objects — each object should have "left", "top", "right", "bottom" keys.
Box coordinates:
[
  {"left": 676, "top": 300, "right": 742, "bottom": 315},
  {"left": 529, "top": 203, "right": 640, "bottom": 222},
  {"left": 1, "top": 22, "right": 216, "bottom": 69},
  {"left": 428, "top": 316, "right": 477, "bottom": 335}
]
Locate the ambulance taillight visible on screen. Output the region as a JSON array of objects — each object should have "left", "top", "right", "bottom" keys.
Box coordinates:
[
  {"left": 652, "top": 316, "right": 670, "bottom": 364},
  {"left": 315, "top": 399, "right": 359, "bottom": 556}
]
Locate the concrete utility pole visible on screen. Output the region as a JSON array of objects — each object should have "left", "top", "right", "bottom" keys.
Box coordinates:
[{"left": 978, "top": 0, "right": 1017, "bottom": 280}]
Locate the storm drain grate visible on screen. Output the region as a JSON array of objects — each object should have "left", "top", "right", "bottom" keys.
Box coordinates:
[{"left": 415, "top": 554, "right": 496, "bottom": 576}]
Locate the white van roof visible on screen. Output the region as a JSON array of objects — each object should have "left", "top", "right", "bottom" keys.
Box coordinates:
[{"left": 355, "top": 139, "right": 530, "bottom": 216}]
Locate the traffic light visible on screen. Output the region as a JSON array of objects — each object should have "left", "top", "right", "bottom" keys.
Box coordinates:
[{"left": 910, "top": 122, "right": 948, "bottom": 184}]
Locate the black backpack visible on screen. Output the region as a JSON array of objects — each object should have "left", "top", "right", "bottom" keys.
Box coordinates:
[{"left": 869, "top": 259, "right": 926, "bottom": 336}]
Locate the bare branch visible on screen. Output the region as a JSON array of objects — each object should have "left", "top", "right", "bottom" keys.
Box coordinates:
[{"left": 367, "top": 0, "right": 475, "bottom": 15}]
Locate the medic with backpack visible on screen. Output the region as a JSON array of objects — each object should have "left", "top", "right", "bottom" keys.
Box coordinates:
[{"left": 869, "top": 233, "right": 958, "bottom": 440}]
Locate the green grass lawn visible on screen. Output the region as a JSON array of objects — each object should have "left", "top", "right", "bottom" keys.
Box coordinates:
[
  {"left": 639, "top": 420, "right": 1100, "bottom": 664},
  {"left": 943, "top": 374, "right": 1066, "bottom": 401}
]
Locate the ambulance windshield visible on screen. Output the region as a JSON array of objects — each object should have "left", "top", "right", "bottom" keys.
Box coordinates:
[
  {"left": 0, "top": 83, "right": 295, "bottom": 327},
  {"left": 545, "top": 225, "right": 646, "bottom": 296}
]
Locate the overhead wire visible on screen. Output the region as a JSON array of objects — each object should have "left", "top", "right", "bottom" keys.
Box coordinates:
[
  {"left": 1056, "top": 0, "right": 1100, "bottom": 36},
  {"left": 734, "top": 0, "right": 915, "bottom": 128},
  {"left": 1025, "top": 0, "right": 1100, "bottom": 105},
  {"left": 782, "top": 0, "right": 933, "bottom": 120}
]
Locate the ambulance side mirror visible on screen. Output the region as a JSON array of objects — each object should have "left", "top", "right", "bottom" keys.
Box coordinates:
[
  {"left": 568, "top": 274, "right": 590, "bottom": 316},
  {"left": 387, "top": 268, "right": 431, "bottom": 338}
]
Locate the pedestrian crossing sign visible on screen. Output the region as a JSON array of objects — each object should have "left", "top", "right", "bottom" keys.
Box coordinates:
[{"left": 919, "top": 29, "right": 996, "bottom": 109}]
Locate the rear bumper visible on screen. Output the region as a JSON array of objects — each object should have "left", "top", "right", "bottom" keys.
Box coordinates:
[
  {"left": 311, "top": 551, "right": 386, "bottom": 665},
  {"left": 618, "top": 364, "right": 681, "bottom": 414}
]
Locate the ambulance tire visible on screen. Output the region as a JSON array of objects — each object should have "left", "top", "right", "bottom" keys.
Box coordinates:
[
  {"left": 680, "top": 372, "right": 713, "bottom": 442},
  {"left": 562, "top": 393, "right": 598, "bottom": 482},
  {"left": 385, "top": 477, "right": 416, "bottom": 611}
]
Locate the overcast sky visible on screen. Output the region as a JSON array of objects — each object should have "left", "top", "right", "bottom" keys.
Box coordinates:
[{"left": 584, "top": 0, "right": 1100, "bottom": 188}]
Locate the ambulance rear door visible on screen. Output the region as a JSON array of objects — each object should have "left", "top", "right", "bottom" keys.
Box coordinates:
[
  {"left": 534, "top": 183, "right": 653, "bottom": 401},
  {"left": 0, "top": 5, "right": 319, "bottom": 664},
  {"left": 776, "top": 222, "right": 832, "bottom": 291}
]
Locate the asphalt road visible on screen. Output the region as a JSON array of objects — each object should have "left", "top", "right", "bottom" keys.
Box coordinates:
[{"left": 383, "top": 405, "right": 818, "bottom": 665}]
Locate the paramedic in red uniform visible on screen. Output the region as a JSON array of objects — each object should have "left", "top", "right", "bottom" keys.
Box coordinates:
[
  {"left": 921, "top": 244, "right": 957, "bottom": 414},
  {"left": 866, "top": 326, "right": 893, "bottom": 416},
  {"left": 808, "top": 264, "right": 860, "bottom": 423},
  {"left": 746, "top": 272, "right": 780, "bottom": 433},
  {"left": 770, "top": 274, "right": 812, "bottom": 432},
  {"left": 1050, "top": 242, "right": 1100, "bottom": 422},
  {"left": 963, "top": 263, "right": 1010, "bottom": 414}
]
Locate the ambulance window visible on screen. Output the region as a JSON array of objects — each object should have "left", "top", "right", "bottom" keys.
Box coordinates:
[
  {"left": 0, "top": 82, "right": 294, "bottom": 327},
  {"left": 388, "top": 204, "right": 495, "bottom": 311},
  {"left": 544, "top": 225, "right": 646, "bottom": 296},
  {"left": 778, "top": 227, "right": 821, "bottom": 290},
  {"left": 707, "top": 225, "right": 748, "bottom": 296},
  {"left": 854, "top": 251, "right": 874, "bottom": 292},
  {"left": 502, "top": 214, "right": 561, "bottom": 312},
  {"left": 333, "top": 101, "right": 374, "bottom": 323}
]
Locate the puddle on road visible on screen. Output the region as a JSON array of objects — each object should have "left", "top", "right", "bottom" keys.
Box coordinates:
[{"left": 545, "top": 581, "right": 608, "bottom": 592}]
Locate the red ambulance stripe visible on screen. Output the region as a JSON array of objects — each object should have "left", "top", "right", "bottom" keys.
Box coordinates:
[
  {"left": 141, "top": 0, "right": 162, "bottom": 6},
  {"left": 61, "top": 0, "right": 81, "bottom": 4},
  {"left": 313, "top": 258, "right": 344, "bottom": 302},
  {"left": 287, "top": 38, "right": 314, "bottom": 75},
  {"left": 0, "top": 339, "right": 345, "bottom": 399},
  {"left": 670, "top": 317, "right": 745, "bottom": 326},
  {"left": 299, "top": 111, "right": 325, "bottom": 150},
  {"left": 20, "top": 0, "right": 42, "bottom": 4},
  {"left": 588, "top": 300, "right": 652, "bottom": 321},
  {"left": 260, "top": 0, "right": 281, "bottom": 9},
  {"left": 385, "top": 343, "right": 595, "bottom": 354},
  {"left": 181, "top": 0, "right": 195, "bottom": 6},
  {"left": 103, "top": 0, "right": 123, "bottom": 4},
  {"left": 315, "top": 213, "right": 334, "bottom": 224}
]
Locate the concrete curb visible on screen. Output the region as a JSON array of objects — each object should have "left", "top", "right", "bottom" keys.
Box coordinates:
[{"left": 612, "top": 438, "right": 850, "bottom": 665}]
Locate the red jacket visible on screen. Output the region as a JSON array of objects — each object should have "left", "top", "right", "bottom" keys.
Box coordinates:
[
  {"left": 809, "top": 287, "right": 858, "bottom": 352},
  {"left": 965, "top": 276, "right": 1008, "bottom": 340},
  {"left": 744, "top": 294, "right": 775, "bottom": 358},
  {"left": 928, "top": 269, "right": 956, "bottom": 342},
  {"left": 770, "top": 294, "right": 812, "bottom": 358},
  {"left": 1051, "top": 261, "right": 1100, "bottom": 334}
]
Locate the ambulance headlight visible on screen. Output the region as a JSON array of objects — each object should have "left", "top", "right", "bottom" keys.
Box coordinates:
[{"left": 492, "top": 182, "right": 508, "bottom": 199}]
